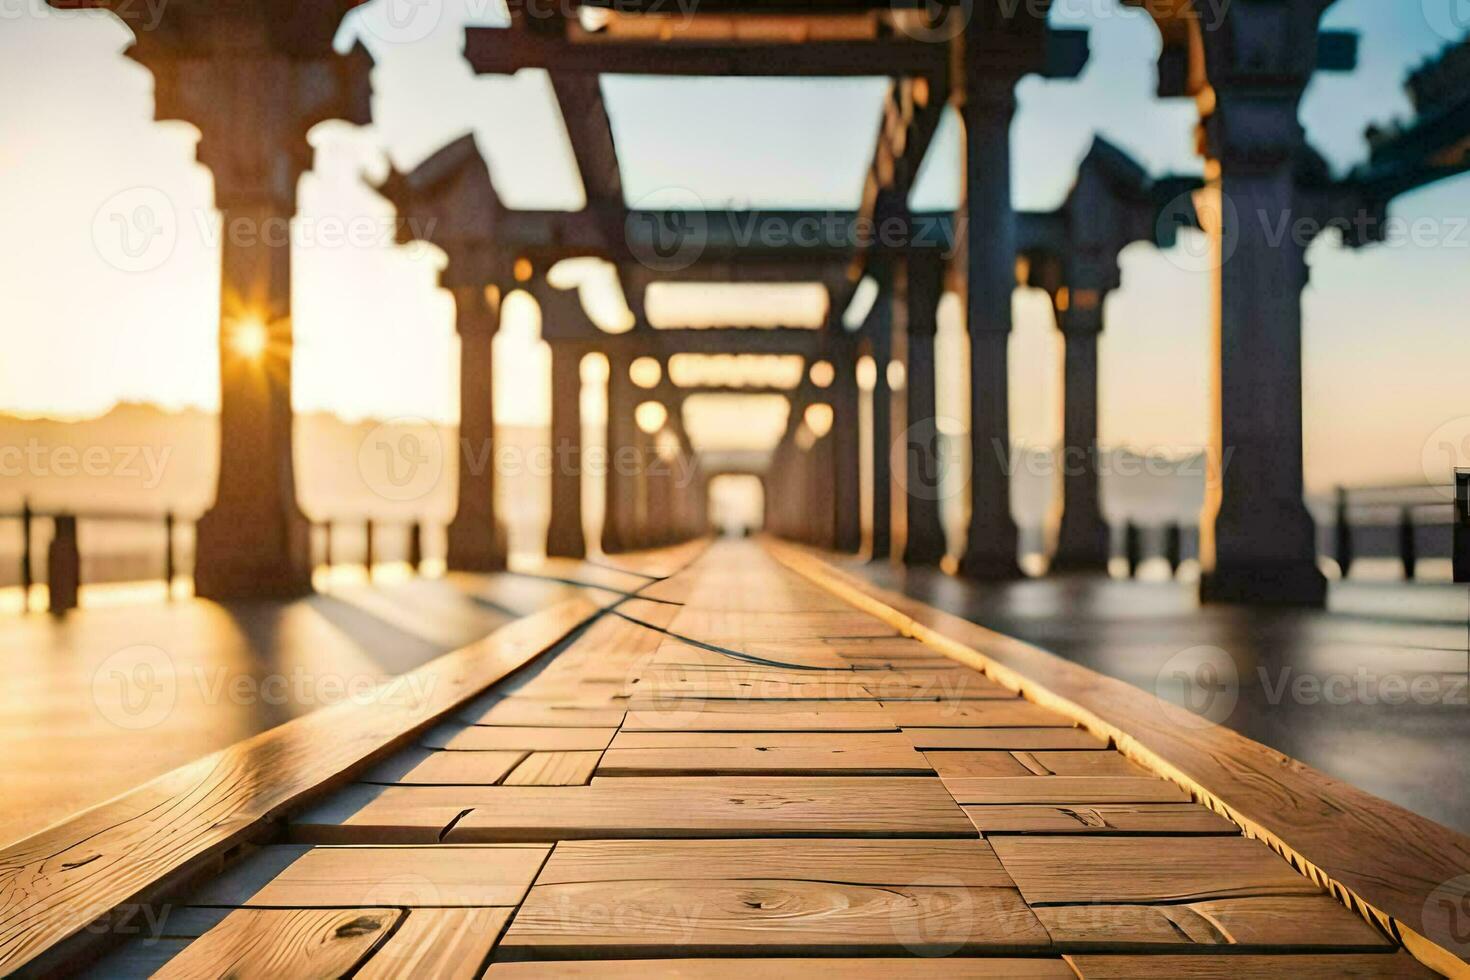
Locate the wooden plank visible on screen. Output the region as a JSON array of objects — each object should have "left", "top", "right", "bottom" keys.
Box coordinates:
[
  {"left": 151, "top": 907, "right": 399, "bottom": 979},
  {"left": 668, "top": 610, "right": 900, "bottom": 641},
  {"left": 927, "top": 751, "right": 1148, "bottom": 779},
  {"left": 608, "top": 731, "right": 918, "bottom": 751},
  {"left": 443, "top": 778, "right": 976, "bottom": 842},
  {"left": 428, "top": 726, "right": 618, "bottom": 752},
  {"left": 963, "top": 803, "right": 1239, "bottom": 836},
  {"left": 625, "top": 701, "right": 896, "bottom": 732},
  {"left": 502, "top": 879, "right": 1048, "bottom": 957},
  {"left": 881, "top": 701, "right": 1074, "bottom": 728},
  {"left": 940, "top": 776, "right": 1193, "bottom": 805},
  {"left": 463, "top": 700, "right": 627, "bottom": 728},
  {"left": 533, "top": 839, "right": 1018, "bottom": 888},
  {"left": 503, "top": 752, "right": 603, "bottom": 786},
  {"left": 858, "top": 672, "right": 1017, "bottom": 701},
  {"left": 598, "top": 744, "right": 931, "bottom": 775},
  {"left": 1065, "top": 953, "right": 1437, "bottom": 978},
  {"left": 905, "top": 727, "right": 1108, "bottom": 750},
  {"left": 990, "top": 836, "right": 1321, "bottom": 905},
  {"left": 0, "top": 594, "right": 606, "bottom": 975},
  {"left": 190, "top": 844, "right": 548, "bottom": 907},
  {"left": 771, "top": 542, "right": 1470, "bottom": 975},
  {"left": 356, "top": 907, "right": 511, "bottom": 980},
  {"left": 1034, "top": 893, "right": 1392, "bottom": 949},
  {"left": 487, "top": 960, "right": 1076, "bottom": 978},
  {"left": 361, "top": 747, "right": 526, "bottom": 785}
]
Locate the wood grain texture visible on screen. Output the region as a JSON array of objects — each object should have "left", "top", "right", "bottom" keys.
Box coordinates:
[
  {"left": 881, "top": 701, "right": 1075, "bottom": 728},
  {"left": 532, "top": 839, "right": 1017, "bottom": 888},
  {"left": 990, "top": 836, "right": 1322, "bottom": 905},
  {"left": 963, "top": 803, "right": 1239, "bottom": 836},
  {"left": 151, "top": 907, "right": 398, "bottom": 980},
  {"left": 940, "top": 776, "right": 1193, "bottom": 805},
  {"left": 771, "top": 542, "right": 1470, "bottom": 976},
  {"left": 624, "top": 701, "right": 896, "bottom": 732},
  {"left": 361, "top": 747, "right": 527, "bottom": 785},
  {"left": 927, "top": 751, "right": 1148, "bottom": 778},
  {"left": 597, "top": 744, "right": 932, "bottom": 775},
  {"left": 189, "top": 844, "right": 548, "bottom": 907},
  {"left": 0, "top": 594, "right": 604, "bottom": 975},
  {"left": 485, "top": 959, "right": 1078, "bottom": 978},
  {"left": 1035, "top": 893, "right": 1393, "bottom": 950},
  {"left": 502, "top": 751, "right": 603, "bottom": 786},
  {"left": 905, "top": 727, "right": 1108, "bottom": 750},
  {"left": 1066, "top": 953, "right": 1438, "bottom": 978},
  {"left": 443, "top": 778, "right": 976, "bottom": 841},
  {"left": 355, "top": 907, "right": 510, "bottom": 980},
  {"left": 429, "top": 726, "right": 618, "bottom": 751},
  {"left": 463, "top": 700, "right": 627, "bottom": 728}
]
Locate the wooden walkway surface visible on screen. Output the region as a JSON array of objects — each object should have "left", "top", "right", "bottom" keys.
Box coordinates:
[{"left": 20, "top": 541, "right": 1452, "bottom": 977}]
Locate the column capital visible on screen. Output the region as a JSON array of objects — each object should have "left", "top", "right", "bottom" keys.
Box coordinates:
[
  {"left": 452, "top": 284, "right": 501, "bottom": 337},
  {"left": 1055, "top": 287, "right": 1108, "bottom": 336}
]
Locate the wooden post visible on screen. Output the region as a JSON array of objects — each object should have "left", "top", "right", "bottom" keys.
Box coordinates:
[
  {"left": 1124, "top": 521, "right": 1142, "bottom": 580},
  {"left": 164, "top": 511, "right": 176, "bottom": 599},
  {"left": 867, "top": 259, "right": 894, "bottom": 561},
  {"left": 902, "top": 251, "right": 948, "bottom": 566},
  {"left": 47, "top": 515, "right": 80, "bottom": 614},
  {"left": 1398, "top": 507, "right": 1417, "bottom": 582},
  {"left": 546, "top": 341, "right": 587, "bottom": 558},
  {"left": 323, "top": 521, "right": 334, "bottom": 575},
  {"left": 1164, "top": 522, "right": 1183, "bottom": 578},
  {"left": 1455, "top": 469, "right": 1470, "bottom": 583},
  {"left": 409, "top": 520, "right": 424, "bottom": 573},
  {"left": 364, "top": 519, "right": 375, "bottom": 581},
  {"left": 19, "top": 499, "right": 32, "bottom": 612},
  {"left": 1334, "top": 486, "right": 1354, "bottom": 579}
]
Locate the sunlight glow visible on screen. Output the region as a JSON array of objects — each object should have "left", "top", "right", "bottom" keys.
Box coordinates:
[
  {"left": 227, "top": 317, "right": 269, "bottom": 362},
  {"left": 803, "top": 402, "right": 834, "bottom": 438},
  {"left": 635, "top": 400, "right": 668, "bottom": 434}
]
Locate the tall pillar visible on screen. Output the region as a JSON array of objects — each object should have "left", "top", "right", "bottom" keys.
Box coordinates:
[
  {"left": 1195, "top": 6, "right": 1330, "bottom": 606},
  {"left": 830, "top": 336, "right": 862, "bottom": 553},
  {"left": 446, "top": 284, "right": 506, "bottom": 571},
  {"left": 903, "top": 252, "right": 948, "bottom": 565},
  {"left": 867, "top": 259, "right": 895, "bottom": 560},
  {"left": 602, "top": 349, "right": 638, "bottom": 554},
  {"left": 546, "top": 341, "right": 586, "bottom": 558},
  {"left": 1053, "top": 290, "right": 1111, "bottom": 571},
  {"left": 957, "top": 69, "right": 1022, "bottom": 580}
]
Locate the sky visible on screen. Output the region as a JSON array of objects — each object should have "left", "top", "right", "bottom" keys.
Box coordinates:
[{"left": 0, "top": 0, "right": 1467, "bottom": 489}]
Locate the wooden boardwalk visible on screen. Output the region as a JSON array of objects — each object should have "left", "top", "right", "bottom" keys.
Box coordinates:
[{"left": 20, "top": 541, "right": 1451, "bottom": 976}]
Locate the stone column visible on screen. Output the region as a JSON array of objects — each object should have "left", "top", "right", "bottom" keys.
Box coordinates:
[
  {"left": 957, "top": 75, "right": 1022, "bottom": 580},
  {"left": 1052, "top": 290, "right": 1111, "bottom": 571},
  {"left": 867, "top": 258, "right": 895, "bottom": 560},
  {"left": 903, "top": 252, "right": 948, "bottom": 565},
  {"left": 829, "top": 336, "right": 862, "bottom": 553},
  {"left": 546, "top": 340, "right": 586, "bottom": 558},
  {"left": 194, "top": 155, "right": 313, "bottom": 598},
  {"left": 1195, "top": 8, "right": 1330, "bottom": 606},
  {"left": 445, "top": 284, "right": 506, "bottom": 571},
  {"left": 602, "top": 349, "right": 638, "bottom": 554}
]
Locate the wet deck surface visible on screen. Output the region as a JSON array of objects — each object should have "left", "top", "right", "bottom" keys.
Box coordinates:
[
  {"left": 86, "top": 540, "right": 1432, "bottom": 978},
  {"left": 845, "top": 562, "right": 1470, "bottom": 835},
  {"left": 0, "top": 568, "right": 597, "bottom": 849}
]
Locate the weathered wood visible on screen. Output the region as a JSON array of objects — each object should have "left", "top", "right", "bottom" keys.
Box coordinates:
[
  {"left": 1035, "top": 893, "right": 1392, "bottom": 949},
  {"left": 990, "top": 836, "right": 1321, "bottom": 905},
  {"left": 355, "top": 907, "right": 511, "bottom": 980},
  {"left": 940, "top": 776, "right": 1192, "bottom": 805},
  {"left": 151, "top": 907, "right": 398, "bottom": 979},
  {"left": 1065, "top": 953, "right": 1437, "bottom": 978},
  {"left": 963, "top": 803, "right": 1238, "bottom": 836},
  {"left": 624, "top": 701, "right": 896, "bottom": 732},
  {"left": 905, "top": 728, "right": 1108, "bottom": 750},
  {"left": 463, "top": 700, "right": 627, "bottom": 728},
  {"left": 502, "top": 752, "right": 603, "bottom": 786},
  {"left": 361, "top": 747, "right": 527, "bottom": 785},
  {"left": 427, "top": 726, "right": 618, "bottom": 752},
  {"left": 0, "top": 595, "right": 603, "bottom": 975},
  {"left": 927, "top": 751, "right": 1148, "bottom": 778},
  {"left": 771, "top": 541, "right": 1470, "bottom": 976},
  {"left": 598, "top": 744, "right": 931, "bottom": 776},
  {"left": 189, "top": 844, "right": 548, "bottom": 907},
  {"left": 881, "top": 701, "right": 1075, "bottom": 728}
]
